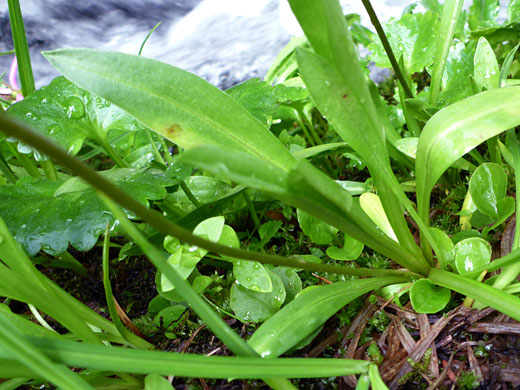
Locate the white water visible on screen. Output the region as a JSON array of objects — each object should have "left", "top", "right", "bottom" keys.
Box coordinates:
[{"left": 0, "top": 1, "right": 510, "bottom": 89}]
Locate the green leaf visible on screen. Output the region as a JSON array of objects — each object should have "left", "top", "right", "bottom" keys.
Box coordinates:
[
  {"left": 409, "top": 279, "right": 451, "bottom": 313},
  {"left": 248, "top": 277, "right": 405, "bottom": 358},
  {"left": 43, "top": 49, "right": 295, "bottom": 172},
  {"left": 180, "top": 145, "right": 288, "bottom": 194},
  {"left": 428, "top": 227, "right": 455, "bottom": 269},
  {"left": 429, "top": 268, "right": 520, "bottom": 322},
  {"left": 7, "top": 77, "right": 147, "bottom": 159},
  {"left": 416, "top": 87, "right": 520, "bottom": 226},
  {"left": 233, "top": 259, "right": 273, "bottom": 293},
  {"left": 271, "top": 267, "right": 302, "bottom": 303},
  {"left": 474, "top": 37, "right": 500, "bottom": 91},
  {"left": 469, "top": 0, "right": 499, "bottom": 30},
  {"left": 0, "top": 169, "right": 173, "bottom": 255},
  {"left": 160, "top": 217, "right": 225, "bottom": 291},
  {"left": 297, "top": 208, "right": 338, "bottom": 245},
  {"left": 359, "top": 193, "right": 397, "bottom": 242},
  {"left": 453, "top": 237, "right": 491, "bottom": 276},
  {"left": 368, "top": 12, "right": 439, "bottom": 73},
  {"left": 230, "top": 271, "right": 286, "bottom": 323},
  {"left": 226, "top": 79, "right": 277, "bottom": 127},
  {"left": 508, "top": 0, "right": 520, "bottom": 23},
  {"left": 326, "top": 233, "right": 364, "bottom": 261},
  {"left": 438, "top": 42, "right": 476, "bottom": 105},
  {"left": 469, "top": 163, "right": 507, "bottom": 218},
  {"left": 2, "top": 336, "right": 370, "bottom": 379},
  {"left": 166, "top": 176, "right": 232, "bottom": 212},
  {"left": 145, "top": 374, "right": 173, "bottom": 390},
  {"left": 0, "top": 313, "right": 92, "bottom": 390},
  {"left": 154, "top": 305, "right": 187, "bottom": 337}
]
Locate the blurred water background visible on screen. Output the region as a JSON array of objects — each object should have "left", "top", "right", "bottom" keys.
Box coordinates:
[{"left": 0, "top": 1, "right": 509, "bottom": 89}]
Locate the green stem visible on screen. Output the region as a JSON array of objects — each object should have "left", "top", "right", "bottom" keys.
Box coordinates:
[
  {"left": 144, "top": 129, "right": 165, "bottom": 165},
  {"left": 100, "top": 195, "right": 296, "bottom": 390},
  {"left": 429, "top": 0, "right": 464, "bottom": 105},
  {"left": 7, "top": 0, "right": 35, "bottom": 96},
  {"left": 243, "top": 191, "right": 261, "bottom": 233},
  {"left": 0, "top": 150, "right": 17, "bottom": 183},
  {"left": 160, "top": 138, "right": 174, "bottom": 165},
  {"left": 6, "top": 142, "right": 40, "bottom": 178},
  {"left": 361, "top": 0, "right": 413, "bottom": 99},
  {"left": 492, "top": 129, "right": 520, "bottom": 290},
  {"left": 179, "top": 180, "right": 201, "bottom": 208},
  {"left": 99, "top": 137, "right": 128, "bottom": 168},
  {"left": 0, "top": 113, "right": 420, "bottom": 279},
  {"left": 55, "top": 251, "right": 88, "bottom": 277},
  {"left": 41, "top": 159, "right": 58, "bottom": 180}
]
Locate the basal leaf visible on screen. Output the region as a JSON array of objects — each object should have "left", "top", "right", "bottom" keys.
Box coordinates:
[
  {"left": 7, "top": 77, "right": 146, "bottom": 158},
  {"left": 165, "top": 176, "right": 232, "bottom": 212},
  {"left": 0, "top": 169, "right": 174, "bottom": 255},
  {"left": 409, "top": 279, "right": 451, "bottom": 313},
  {"left": 368, "top": 12, "right": 439, "bottom": 73},
  {"left": 474, "top": 37, "right": 500, "bottom": 91},
  {"left": 234, "top": 260, "right": 273, "bottom": 293},
  {"left": 326, "top": 233, "right": 364, "bottom": 261},
  {"left": 248, "top": 277, "right": 405, "bottom": 358},
  {"left": 453, "top": 237, "right": 491, "bottom": 276},
  {"left": 469, "top": 163, "right": 507, "bottom": 218},
  {"left": 230, "top": 271, "right": 285, "bottom": 323},
  {"left": 416, "top": 87, "right": 520, "bottom": 225},
  {"left": 508, "top": 0, "right": 520, "bottom": 23},
  {"left": 438, "top": 42, "right": 475, "bottom": 106},
  {"left": 359, "top": 193, "right": 398, "bottom": 242},
  {"left": 429, "top": 227, "right": 455, "bottom": 269},
  {"left": 43, "top": 49, "right": 295, "bottom": 172},
  {"left": 271, "top": 267, "right": 302, "bottom": 303},
  {"left": 226, "top": 78, "right": 277, "bottom": 127},
  {"left": 297, "top": 209, "right": 338, "bottom": 245},
  {"left": 469, "top": 0, "right": 499, "bottom": 30}
]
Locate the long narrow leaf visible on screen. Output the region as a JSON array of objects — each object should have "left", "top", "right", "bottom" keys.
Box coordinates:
[
  {"left": 0, "top": 337, "right": 370, "bottom": 379},
  {"left": 248, "top": 276, "right": 406, "bottom": 358},
  {"left": 0, "top": 313, "right": 92, "bottom": 390},
  {"left": 416, "top": 87, "right": 520, "bottom": 226},
  {"left": 428, "top": 269, "right": 520, "bottom": 321},
  {"left": 42, "top": 48, "right": 295, "bottom": 171}
]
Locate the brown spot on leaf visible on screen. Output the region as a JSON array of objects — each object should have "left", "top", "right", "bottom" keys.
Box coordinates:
[
  {"left": 163, "top": 123, "right": 182, "bottom": 140},
  {"left": 342, "top": 94, "right": 348, "bottom": 99}
]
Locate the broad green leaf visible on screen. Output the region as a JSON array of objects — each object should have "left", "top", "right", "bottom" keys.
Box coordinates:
[
  {"left": 395, "top": 137, "right": 419, "bottom": 159},
  {"left": 154, "top": 305, "right": 187, "bottom": 337},
  {"left": 271, "top": 267, "right": 302, "bottom": 303},
  {"left": 249, "top": 220, "right": 283, "bottom": 251},
  {"left": 359, "top": 193, "right": 398, "bottom": 242},
  {"left": 326, "top": 233, "right": 364, "bottom": 261},
  {"left": 500, "top": 44, "right": 520, "bottom": 87},
  {"left": 160, "top": 217, "right": 225, "bottom": 291},
  {"left": 474, "top": 37, "right": 500, "bottom": 91},
  {"left": 377, "top": 283, "right": 410, "bottom": 306},
  {"left": 145, "top": 374, "right": 173, "bottom": 390},
  {"left": 416, "top": 87, "right": 520, "bottom": 225},
  {"left": 230, "top": 271, "right": 285, "bottom": 323},
  {"left": 438, "top": 42, "right": 476, "bottom": 105},
  {"left": 234, "top": 260, "right": 273, "bottom": 293},
  {"left": 469, "top": 0, "right": 499, "bottom": 30},
  {"left": 297, "top": 209, "right": 338, "bottom": 245},
  {"left": 368, "top": 12, "right": 439, "bottom": 73},
  {"left": 368, "top": 364, "right": 389, "bottom": 390},
  {"left": 7, "top": 77, "right": 147, "bottom": 159},
  {"left": 469, "top": 163, "right": 507, "bottom": 218},
  {"left": 226, "top": 78, "right": 277, "bottom": 127},
  {"left": 508, "top": 0, "right": 520, "bottom": 23},
  {"left": 192, "top": 275, "right": 212, "bottom": 294},
  {"left": 248, "top": 277, "right": 405, "bottom": 358},
  {"left": 43, "top": 49, "right": 295, "bottom": 171},
  {"left": 409, "top": 279, "right": 451, "bottom": 313},
  {"left": 0, "top": 170, "right": 173, "bottom": 255},
  {"left": 429, "top": 268, "right": 520, "bottom": 322},
  {"left": 429, "top": 227, "right": 455, "bottom": 269},
  {"left": 454, "top": 237, "right": 491, "bottom": 276}
]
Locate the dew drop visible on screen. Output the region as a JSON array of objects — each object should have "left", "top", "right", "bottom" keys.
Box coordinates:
[{"left": 64, "top": 97, "right": 85, "bottom": 119}]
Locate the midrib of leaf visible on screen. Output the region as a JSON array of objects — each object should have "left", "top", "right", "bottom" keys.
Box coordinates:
[{"left": 60, "top": 59, "right": 292, "bottom": 172}]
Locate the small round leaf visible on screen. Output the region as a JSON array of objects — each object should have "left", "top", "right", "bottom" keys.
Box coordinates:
[
  {"left": 454, "top": 237, "right": 491, "bottom": 276},
  {"left": 410, "top": 279, "right": 451, "bottom": 314}
]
